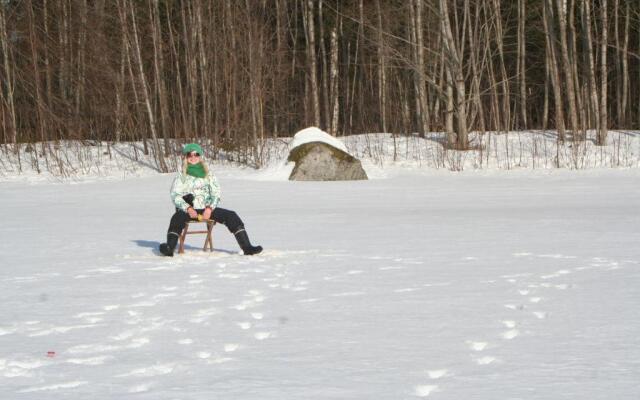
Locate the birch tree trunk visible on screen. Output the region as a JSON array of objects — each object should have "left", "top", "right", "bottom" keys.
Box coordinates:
[
  {"left": 517, "top": 0, "right": 527, "bottom": 129},
  {"left": 126, "top": 0, "right": 167, "bottom": 171},
  {"left": 555, "top": 0, "right": 581, "bottom": 139},
  {"left": 150, "top": 0, "right": 171, "bottom": 153},
  {"left": 440, "top": 0, "right": 469, "bottom": 149},
  {"left": 75, "top": 0, "right": 88, "bottom": 118},
  {"left": 597, "top": 0, "right": 608, "bottom": 146},
  {"left": 582, "top": 0, "right": 600, "bottom": 134},
  {"left": 26, "top": 0, "right": 46, "bottom": 146},
  {"left": 492, "top": 0, "right": 510, "bottom": 132},
  {"left": 0, "top": 4, "right": 17, "bottom": 146},
  {"left": 543, "top": 0, "right": 566, "bottom": 141},
  {"left": 329, "top": 25, "right": 340, "bottom": 136},
  {"left": 621, "top": 2, "right": 630, "bottom": 127},
  {"left": 305, "top": 0, "right": 321, "bottom": 127},
  {"left": 43, "top": 0, "right": 53, "bottom": 114},
  {"left": 413, "top": 0, "right": 429, "bottom": 136},
  {"left": 373, "top": 0, "right": 387, "bottom": 134}
]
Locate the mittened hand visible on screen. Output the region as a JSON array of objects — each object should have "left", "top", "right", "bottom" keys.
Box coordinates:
[{"left": 187, "top": 207, "right": 198, "bottom": 219}]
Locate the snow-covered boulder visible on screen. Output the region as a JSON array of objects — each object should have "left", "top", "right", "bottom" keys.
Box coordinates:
[{"left": 287, "top": 127, "right": 368, "bottom": 181}]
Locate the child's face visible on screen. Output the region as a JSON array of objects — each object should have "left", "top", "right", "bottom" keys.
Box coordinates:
[{"left": 186, "top": 152, "right": 201, "bottom": 165}]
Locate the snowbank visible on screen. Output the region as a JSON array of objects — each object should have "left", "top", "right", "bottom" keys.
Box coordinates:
[{"left": 288, "top": 127, "right": 350, "bottom": 154}]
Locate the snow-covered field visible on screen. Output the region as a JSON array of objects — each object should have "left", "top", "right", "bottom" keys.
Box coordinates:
[{"left": 1, "top": 132, "right": 640, "bottom": 399}]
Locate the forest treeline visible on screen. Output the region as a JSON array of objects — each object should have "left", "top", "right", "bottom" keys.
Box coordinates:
[{"left": 0, "top": 0, "right": 638, "bottom": 170}]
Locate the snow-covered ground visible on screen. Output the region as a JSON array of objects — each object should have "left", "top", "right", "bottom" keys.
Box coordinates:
[{"left": 1, "top": 132, "right": 640, "bottom": 399}]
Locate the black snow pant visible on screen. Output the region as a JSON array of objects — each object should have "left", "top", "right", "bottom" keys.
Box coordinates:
[{"left": 167, "top": 195, "right": 244, "bottom": 239}]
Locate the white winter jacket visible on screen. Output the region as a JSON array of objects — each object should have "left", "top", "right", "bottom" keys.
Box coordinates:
[{"left": 170, "top": 172, "right": 221, "bottom": 212}]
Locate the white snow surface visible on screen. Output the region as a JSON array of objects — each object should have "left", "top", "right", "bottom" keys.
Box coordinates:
[
  {"left": 1, "top": 133, "right": 640, "bottom": 399},
  {"left": 288, "top": 126, "right": 350, "bottom": 154}
]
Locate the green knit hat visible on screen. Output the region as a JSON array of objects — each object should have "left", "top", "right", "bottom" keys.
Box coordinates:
[{"left": 182, "top": 143, "right": 203, "bottom": 155}]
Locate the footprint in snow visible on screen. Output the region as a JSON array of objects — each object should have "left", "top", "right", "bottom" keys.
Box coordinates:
[
  {"left": 529, "top": 297, "right": 542, "bottom": 303},
  {"left": 466, "top": 341, "right": 488, "bottom": 351},
  {"left": 475, "top": 356, "right": 497, "bottom": 365},
  {"left": 128, "top": 382, "right": 153, "bottom": 393},
  {"left": 533, "top": 311, "right": 548, "bottom": 319},
  {"left": 394, "top": 288, "right": 420, "bottom": 293},
  {"left": 501, "top": 330, "right": 519, "bottom": 340},
  {"left": 115, "top": 363, "right": 174, "bottom": 377},
  {"left": 66, "top": 355, "right": 113, "bottom": 365},
  {"left": 224, "top": 344, "right": 240, "bottom": 352},
  {"left": 414, "top": 385, "right": 439, "bottom": 397},
  {"left": 18, "top": 381, "right": 89, "bottom": 393},
  {"left": 254, "top": 332, "right": 272, "bottom": 340},
  {"left": 427, "top": 369, "right": 450, "bottom": 379},
  {"left": 237, "top": 322, "right": 252, "bottom": 330},
  {"left": 502, "top": 320, "right": 516, "bottom": 329},
  {"left": 331, "top": 291, "right": 366, "bottom": 297}
]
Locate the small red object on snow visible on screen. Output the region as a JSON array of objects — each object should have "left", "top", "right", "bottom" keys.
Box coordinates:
[{"left": 46, "top": 351, "right": 56, "bottom": 357}]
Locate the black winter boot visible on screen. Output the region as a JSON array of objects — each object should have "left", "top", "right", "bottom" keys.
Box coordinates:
[
  {"left": 234, "top": 228, "right": 263, "bottom": 255},
  {"left": 159, "top": 232, "right": 180, "bottom": 257}
]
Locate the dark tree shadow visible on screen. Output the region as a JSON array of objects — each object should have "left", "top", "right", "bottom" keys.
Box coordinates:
[{"left": 131, "top": 240, "right": 237, "bottom": 255}]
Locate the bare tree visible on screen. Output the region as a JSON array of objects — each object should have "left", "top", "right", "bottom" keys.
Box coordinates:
[
  {"left": 0, "top": 3, "right": 17, "bottom": 147},
  {"left": 597, "top": 0, "right": 608, "bottom": 146},
  {"left": 582, "top": 0, "right": 600, "bottom": 135},
  {"left": 440, "top": 0, "right": 469, "bottom": 149},
  {"left": 374, "top": 0, "right": 387, "bottom": 134},
  {"left": 304, "top": 0, "right": 321, "bottom": 128},
  {"left": 517, "top": 0, "right": 527, "bottom": 129},
  {"left": 122, "top": 0, "right": 168, "bottom": 171}
]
